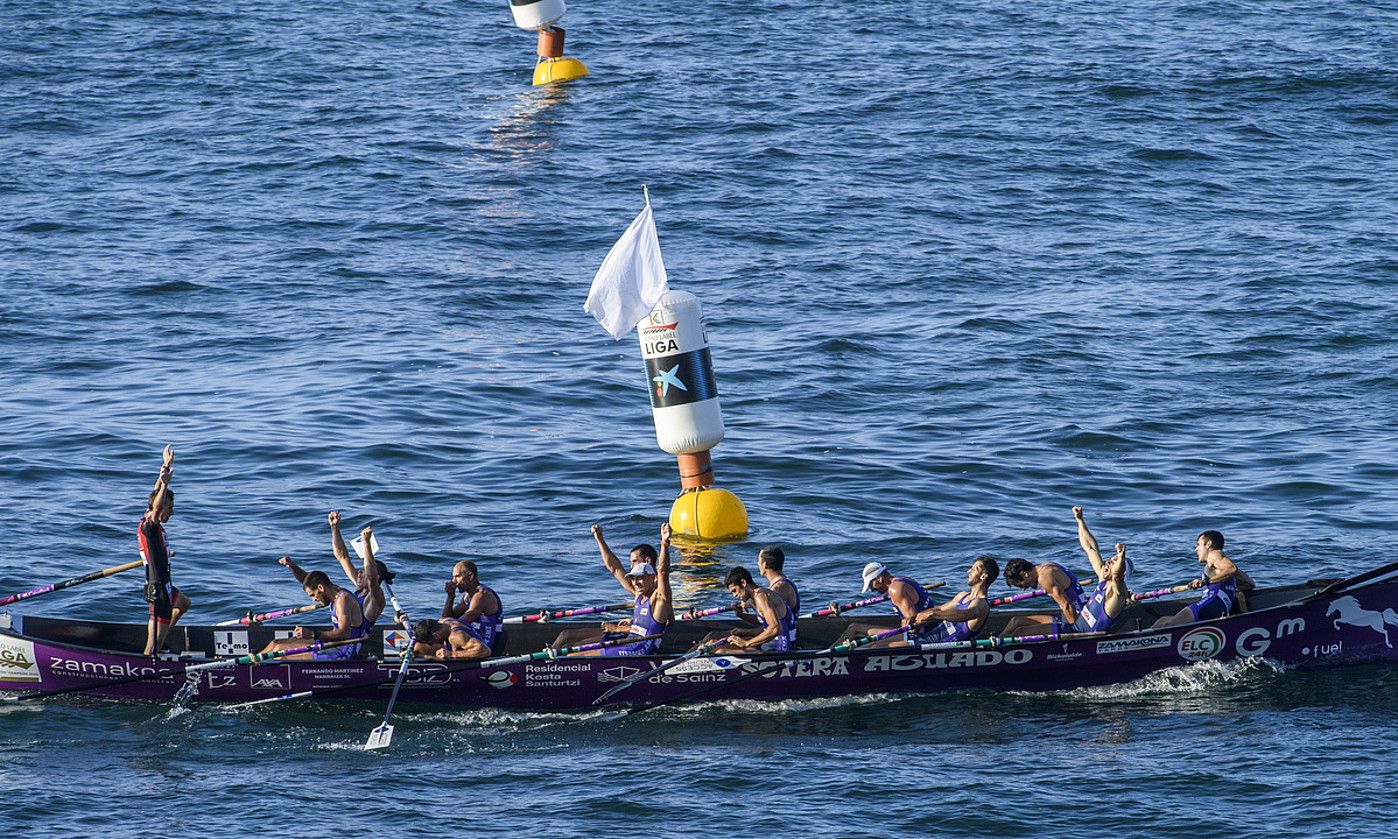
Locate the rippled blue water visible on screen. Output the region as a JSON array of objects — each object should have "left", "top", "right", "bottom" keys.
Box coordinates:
[{"left": 3, "top": 0, "right": 1396, "bottom": 835}]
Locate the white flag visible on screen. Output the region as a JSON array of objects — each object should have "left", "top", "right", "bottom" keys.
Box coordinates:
[{"left": 584, "top": 190, "right": 670, "bottom": 340}]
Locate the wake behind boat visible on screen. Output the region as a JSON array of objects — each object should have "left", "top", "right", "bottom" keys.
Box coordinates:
[{"left": 4, "top": 563, "right": 1396, "bottom": 710}]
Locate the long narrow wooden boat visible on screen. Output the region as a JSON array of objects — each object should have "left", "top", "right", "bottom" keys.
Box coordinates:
[{"left": 3, "top": 563, "right": 1396, "bottom": 709}]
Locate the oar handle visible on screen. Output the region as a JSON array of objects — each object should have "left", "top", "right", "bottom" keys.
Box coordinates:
[
  {"left": 805, "top": 580, "right": 947, "bottom": 618},
  {"left": 504, "top": 603, "right": 632, "bottom": 624},
  {"left": 988, "top": 578, "right": 1094, "bottom": 608},
  {"left": 234, "top": 602, "right": 325, "bottom": 626},
  {"left": 0, "top": 559, "right": 145, "bottom": 608},
  {"left": 1131, "top": 583, "right": 1193, "bottom": 602},
  {"left": 678, "top": 603, "right": 738, "bottom": 621}
]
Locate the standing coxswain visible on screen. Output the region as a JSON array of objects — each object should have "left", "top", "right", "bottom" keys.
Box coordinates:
[
  {"left": 259, "top": 570, "right": 367, "bottom": 659},
  {"left": 443, "top": 560, "right": 503, "bottom": 651},
  {"left": 139, "top": 445, "right": 192, "bottom": 656}
]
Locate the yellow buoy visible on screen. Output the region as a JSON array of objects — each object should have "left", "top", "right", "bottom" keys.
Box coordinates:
[
  {"left": 669, "top": 486, "right": 748, "bottom": 541},
  {"left": 533, "top": 56, "right": 589, "bottom": 86}
]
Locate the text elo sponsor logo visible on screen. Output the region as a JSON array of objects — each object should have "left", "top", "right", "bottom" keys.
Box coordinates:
[{"left": 1176, "top": 626, "right": 1226, "bottom": 661}]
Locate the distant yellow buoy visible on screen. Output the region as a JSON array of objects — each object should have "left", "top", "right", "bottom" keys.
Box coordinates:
[
  {"left": 508, "top": 1, "right": 588, "bottom": 86},
  {"left": 670, "top": 486, "right": 749, "bottom": 541},
  {"left": 533, "top": 55, "right": 589, "bottom": 86}
]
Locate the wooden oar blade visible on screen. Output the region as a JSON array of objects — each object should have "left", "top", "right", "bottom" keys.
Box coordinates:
[{"left": 364, "top": 722, "right": 394, "bottom": 751}]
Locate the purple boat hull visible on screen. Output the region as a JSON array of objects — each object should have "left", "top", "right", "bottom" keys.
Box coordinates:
[{"left": 3, "top": 565, "right": 1396, "bottom": 709}]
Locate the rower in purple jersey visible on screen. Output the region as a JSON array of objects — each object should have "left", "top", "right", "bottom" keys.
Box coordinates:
[
  {"left": 733, "top": 545, "right": 801, "bottom": 630},
  {"left": 330, "top": 516, "right": 395, "bottom": 628},
  {"left": 443, "top": 560, "right": 503, "bottom": 650},
  {"left": 556, "top": 523, "right": 675, "bottom": 657},
  {"left": 758, "top": 545, "right": 800, "bottom": 615},
  {"left": 259, "top": 570, "right": 366, "bottom": 659},
  {"left": 699, "top": 566, "right": 798, "bottom": 652},
  {"left": 998, "top": 557, "right": 1091, "bottom": 639},
  {"left": 1069, "top": 506, "right": 1133, "bottom": 632},
  {"left": 1154, "top": 530, "right": 1256, "bottom": 627},
  {"left": 904, "top": 555, "right": 998, "bottom": 645},
  {"left": 412, "top": 617, "right": 491, "bottom": 660}
]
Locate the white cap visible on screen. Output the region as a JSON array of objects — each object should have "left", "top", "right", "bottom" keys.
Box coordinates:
[
  {"left": 628, "top": 562, "right": 657, "bottom": 577},
  {"left": 861, "top": 562, "right": 887, "bottom": 593}
]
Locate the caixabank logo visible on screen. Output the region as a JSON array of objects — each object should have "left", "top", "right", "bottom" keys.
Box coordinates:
[{"left": 1176, "top": 626, "right": 1226, "bottom": 661}]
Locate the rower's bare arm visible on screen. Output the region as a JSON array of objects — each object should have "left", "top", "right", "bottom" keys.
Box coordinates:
[
  {"left": 317, "top": 592, "right": 358, "bottom": 641},
  {"left": 592, "top": 524, "right": 624, "bottom": 569},
  {"left": 278, "top": 555, "right": 309, "bottom": 585},
  {"left": 888, "top": 581, "right": 918, "bottom": 623},
  {"left": 442, "top": 581, "right": 462, "bottom": 619},
  {"left": 739, "top": 594, "right": 779, "bottom": 648},
  {"left": 1207, "top": 555, "right": 1239, "bottom": 583},
  {"left": 459, "top": 588, "right": 489, "bottom": 623},
  {"left": 358, "top": 524, "right": 379, "bottom": 589},
  {"left": 597, "top": 526, "right": 637, "bottom": 594},
  {"left": 926, "top": 599, "right": 988, "bottom": 624},
  {"left": 653, "top": 524, "right": 675, "bottom": 623},
  {"left": 446, "top": 632, "right": 488, "bottom": 660},
  {"left": 327, "top": 511, "right": 357, "bottom": 586},
  {"left": 1042, "top": 570, "right": 1077, "bottom": 623},
  {"left": 149, "top": 445, "right": 173, "bottom": 508},
  {"left": 1073, "top": 506, "right": 1107, "bottom": 580}
]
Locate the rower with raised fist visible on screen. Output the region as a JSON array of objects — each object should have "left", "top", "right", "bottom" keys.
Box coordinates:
[{"left": 554, "top": 522, "right": 675, "bottom": 656}]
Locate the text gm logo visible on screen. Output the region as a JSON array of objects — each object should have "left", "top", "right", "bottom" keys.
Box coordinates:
[{"left": 1176, "top": 626, "right": 1226, "bottom": 661}]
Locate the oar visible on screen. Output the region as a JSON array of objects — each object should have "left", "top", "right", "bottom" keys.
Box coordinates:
[
  {"left": 919, "top": 630, "right": 1105, "bottom": 651},
  {"left": 215, "top": 602, "right": 326, "bottom": 627},
  {"left": 503, "top": 603, "right": 632, "bottom": 624},
  {"left": 5, "top": 637, "right": 362, "bottom": 705},
  {"left": 592, "top": 640, "right": 721, "bottom": 705},
  {"left": 364, "top": 581, "right": 416, "bottom": 751},
  {"left": 228, "top": 633, "right": 663, "bottom": 711},
  {"left": 1131, "top": 583, "right": 1193, "bottom": 602},
  {"left": 678, "top": 604, "right": 738, "bottom": 621},
  {"left": 0, "top": 559, "right": 144, "bottom": 608},
  {"left": 802, "top": 580, "right": 947, "bottom": 618},
  {"left": 988, "top": 578, "right": 1094, "bottom": 608}
]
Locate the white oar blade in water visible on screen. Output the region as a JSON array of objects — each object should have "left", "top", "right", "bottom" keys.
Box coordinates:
[{"left": 364, "top": 723, "right": 394, "bottom": 751}]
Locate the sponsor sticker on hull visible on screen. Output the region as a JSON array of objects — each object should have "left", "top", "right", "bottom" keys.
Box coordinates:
[
  {"left": 1097, "top": 634, "right": 1172, "bottom": 655},
  {"left": 1176, "top": 626, "right": 1226, "bottom": 661},
  {"left": 0, "top": 636, "right": 41, "bottom": 683},
  {"left": 214, "top": 631, "right": 250, "bottom": 656}
]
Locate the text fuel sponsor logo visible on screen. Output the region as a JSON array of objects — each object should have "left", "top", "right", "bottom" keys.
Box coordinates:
[
  {"left": 1176, "top": 626, "right": 1226, "bottom": 661},
  {"left": 1096, "top": 634, "right": 1172, "bottom": 655}
]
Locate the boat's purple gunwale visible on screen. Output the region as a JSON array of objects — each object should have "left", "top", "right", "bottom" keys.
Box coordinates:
[{"left": 2, "top": 565, "right": 1396, "bottom": 710}]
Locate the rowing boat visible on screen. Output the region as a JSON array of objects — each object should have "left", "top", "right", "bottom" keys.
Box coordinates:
[{"left": 2, "top": 563, "right": 1395, "bottom": 708}]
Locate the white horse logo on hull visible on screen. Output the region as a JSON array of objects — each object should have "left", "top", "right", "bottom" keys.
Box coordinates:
[{"left": 1327, "top": 596, "right": 1398, "bottom": 648}]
